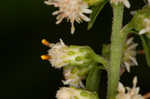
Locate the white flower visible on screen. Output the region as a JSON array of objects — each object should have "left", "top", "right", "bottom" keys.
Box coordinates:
[
  {"left": 63, "top": 66, "right": 90, "bottom": 88},
  {"left": 63, "top": 66, "right": 84, "bottom": 88},
  {"left": 47, "top": 39, "right": 69, "bottom": 68},
  {"left": 122, "top": 37, "right": 138, "bottom": 72},
  {"left": 148, "top": 0, "right": 150, "bottom": 5},
  {"left": 139, "top": 18, "right": 150, "bottom": 35},
  {"left": 45, "top": 0, "right": 92, "bottom": 34},
  {"left": 56, "top": 87, "right": 99, "bottom": 99},
  {"left": 110, "top": 0, "right": 130, "bottom": 8},
  {"left": 116, "top": 76, "right": 144, "bottom": 99},
  {"left": 42, "top": 39, "right": 96, "bottom": 68}
]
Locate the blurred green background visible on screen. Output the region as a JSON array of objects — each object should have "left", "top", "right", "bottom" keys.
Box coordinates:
[{"left": 0, "top": 0, "right": 150, "bottom": 99}]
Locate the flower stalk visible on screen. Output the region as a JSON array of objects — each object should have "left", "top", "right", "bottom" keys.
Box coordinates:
[{"left": 107, "top": 3, "right": 124, "bottom": 99}]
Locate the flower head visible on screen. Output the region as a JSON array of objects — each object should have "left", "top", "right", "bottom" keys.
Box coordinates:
[
  {"left": 63, "top": 66, "right": 91, "bottom": 88},
  {"left": 116, "top": 76, "right": 144, "bottom": 99},
  {"left": 56, "top": 87, "right": 99, "bottom": 99},
  {"left": 45, "top": 0, "right": 92, "bottom": 34},
  {"left": 121, "top": 37, "right": 138, "bottom": 72},
  {"left": 110, "top": 0, "right": 130, "bottom": 8},
  {"left": 41, "top": 39, "right": 97, "bottom": 68},
  {"left": 139, "top": 18, "right": 150, "bottom": 35},
  {"left": 131, "top": 5, "right": 150, "bottom": 37}
]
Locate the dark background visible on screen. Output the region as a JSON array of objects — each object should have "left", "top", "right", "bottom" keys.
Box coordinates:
[{"left": 0, "top": 0, "right": 150, "bottom": 99}]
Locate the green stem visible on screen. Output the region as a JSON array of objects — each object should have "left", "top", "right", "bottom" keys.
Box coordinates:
[{"left": 107, "top": 4, "right": 124, "bottom": 99}]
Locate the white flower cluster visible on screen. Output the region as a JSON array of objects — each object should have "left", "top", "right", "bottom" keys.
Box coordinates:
[
  {"left": 63, "top": 66, "right": 85, "bottom": 88},
  {"left": 139, "top": 18, "right": 150, "bottom": 35},
  {"left": 41, "top": 39, "right": 98, "bottom": 88},
  {"left": 45, "top": 0, "right": 92, "bottom": 34},
  {"left": 122, "top": 37, "right": 138, "bottom": 72},
  {"left": 47, "top": 39, "right": 69, "bottom": 68},
  {"left": 110, "top": 0, "right": 130, "bottom": 8},
  {"left": 56, "top": 87, "right": 99, "bottom": 99},
  {"left": 116, "top": 76, "right": 144, "bottom": 99}
]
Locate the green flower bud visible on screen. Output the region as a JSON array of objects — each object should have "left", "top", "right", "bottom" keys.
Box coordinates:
[
  {"left": 63, "top": 65, "right": 92, "bottom": 88},
  {"left": 131, "top": 6, "right": 150, "bottom": 37},
  {"left": 46, "top": 39, "right": 97, "bottom": 68},
  {"left": 56, "top": 87, "right": 99, "bottom": 99}
]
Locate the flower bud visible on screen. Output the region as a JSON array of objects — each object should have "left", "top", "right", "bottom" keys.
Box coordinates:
[
  {"left": 56, "top": 87, "right": 99, "bottom": 99},
  {"left": 43, "top": 39, "right": 98, "bottom": 68},
  {"left": 63, "top": 65, "right": 92, "bottom": 88},
  {"left": 131, "top": 6, "right": 150, "bottom": 37}
]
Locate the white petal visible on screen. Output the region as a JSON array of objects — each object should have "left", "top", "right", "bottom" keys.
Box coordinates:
[
  {"left": 133, "top": 76, "right": 137, "bottom": 87},
  {"left": 127, "top": 43, "right": 138, "bottom": 50},
  {"left": 126, "top": 37, "right": 133, "bottom": 45},
  {"left": 148, "top": 0, "right": 150, "bottom": 5},
  {"left": 52, "top": 11, "right": 61, "bottom": 15},
  {"left": 80, "top": 14, "right": 90, "bottom": 22},
  {"left": 123, "top": 0, "right": 130, "bottom": 8},
  {"left": 82, "top": 9, "right": 92, "bottom": 14},
  {"left": 118, "top": 82, "right": 125, "bottom": 93},
  {"left": 124, "top": 62, "right": 130, "bottom": 72},
  {"left": 139, "top": 29, "right": 147, "bottom": 35},
  {"left": 71, "top": 22, "right": 75, "bottom": 34},
  {"left": 129, "top": 56, "right": 138, "bottom": 65}
]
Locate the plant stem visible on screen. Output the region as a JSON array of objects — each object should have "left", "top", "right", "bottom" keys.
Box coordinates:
[{"left": 107, "top": 4, "right": 124, "bottom": 99}]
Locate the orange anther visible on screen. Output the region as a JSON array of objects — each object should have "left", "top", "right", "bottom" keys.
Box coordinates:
[
  {"left": 144, "top": 92, "right": 150, "bottom": 99},
  {"left": 41, "top": 39, "right": 50, "bottom": 47},
  {"left": 41, "top": 55, "right": 51, "bottom": 60}
]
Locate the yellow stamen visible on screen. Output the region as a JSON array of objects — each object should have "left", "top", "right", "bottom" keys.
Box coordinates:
[
  {"left": 41, "top": 55, "right": 51, "bottom": 60},
  {"left": 41, "top": 39, "right": 50, "bottom": 47}
]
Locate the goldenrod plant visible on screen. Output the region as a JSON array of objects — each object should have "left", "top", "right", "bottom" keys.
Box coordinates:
[{"left": 41, "top": 0, "right": 150, "bottom": 99}]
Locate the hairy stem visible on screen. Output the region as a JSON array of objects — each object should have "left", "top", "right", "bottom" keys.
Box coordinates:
[{"left": 107, "top": 4, "right": 124, "bottom": 99}]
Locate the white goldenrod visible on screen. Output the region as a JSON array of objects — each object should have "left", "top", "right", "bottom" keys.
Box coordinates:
[
  {"left": 110, "top": 0, "right": 130, "bottom": 8},
  {"left": 45, "top": 0, "right": 92, "bottom": 34},
  {"left": 122, "top": 37, "right": 138, "bottom": 72},
  {"left": 116, "top": 76, "right": 144, "bottom": 99},
  {"left": 56, "top": 87, "right": 99, "bottom": 99},
  {"left": 63, "top": 66, "right": 91, "bottom": 88},
  {"left": 41, "top": 39, "right": 97, "bottom": 68}
]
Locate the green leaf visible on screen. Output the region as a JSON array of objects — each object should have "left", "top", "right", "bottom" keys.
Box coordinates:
[
  {"left": 141, "top": 35, "right": 150, "bottom": 67},
  {"left": 88, "top": 0, "right": 108, "bottom": 30},
  {"left": 86, "top": 66, "right": 101, "bottom": 92}
]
